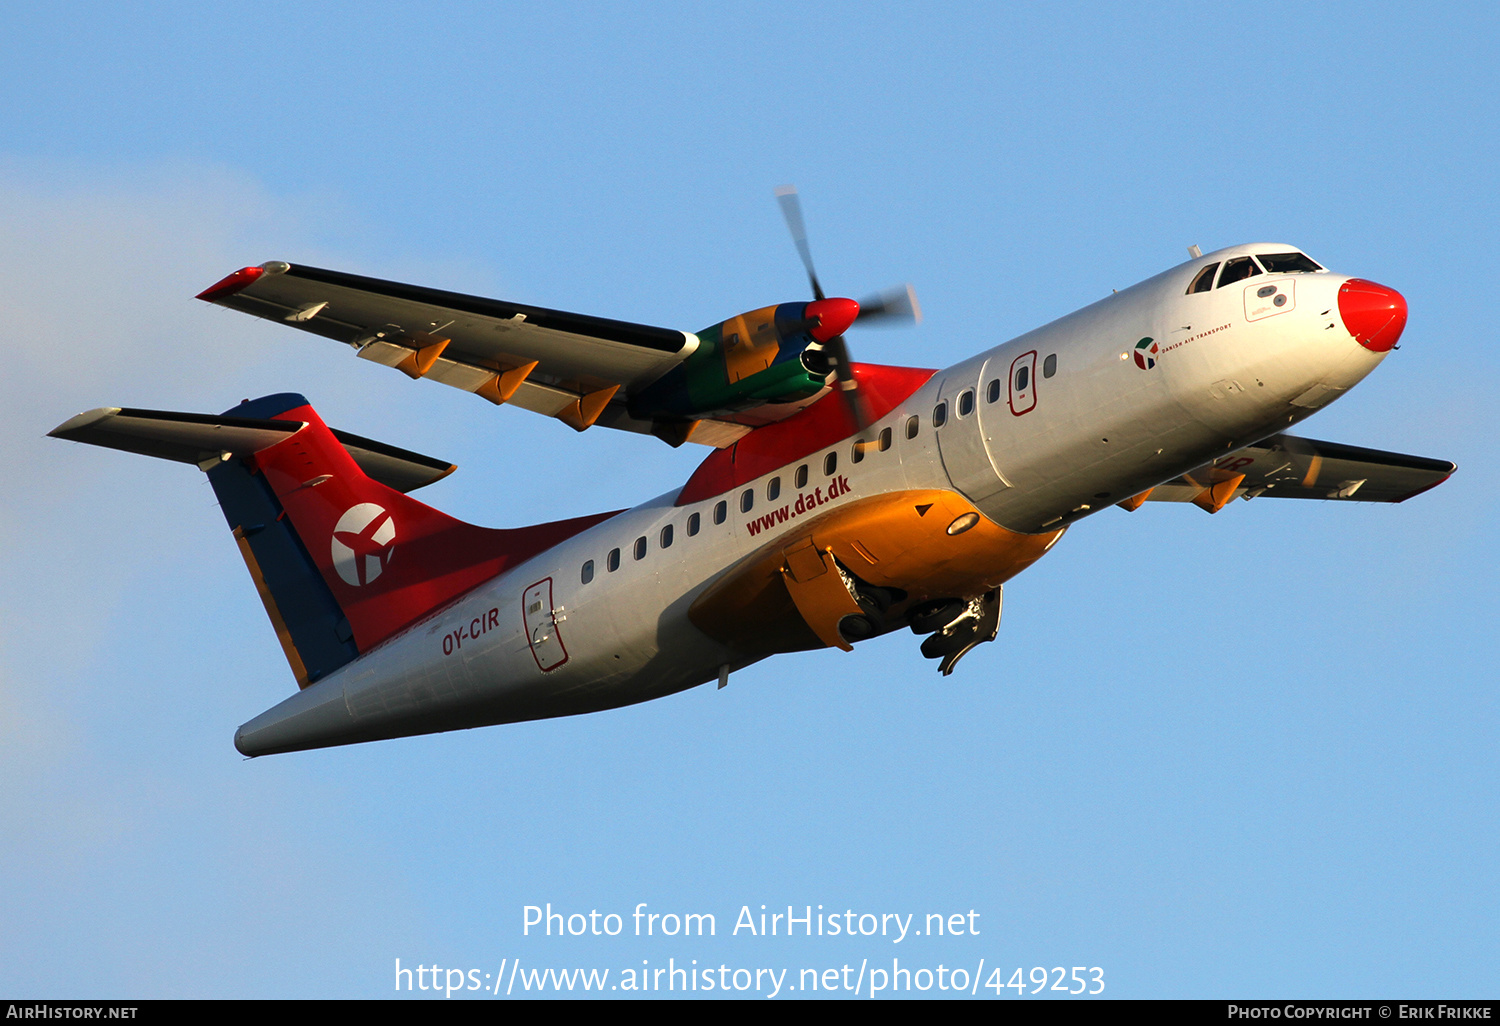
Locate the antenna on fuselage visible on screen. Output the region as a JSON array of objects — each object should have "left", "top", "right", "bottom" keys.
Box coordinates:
[{"left": 1188, "top": 245, "right": 1203, "bottom": 259}]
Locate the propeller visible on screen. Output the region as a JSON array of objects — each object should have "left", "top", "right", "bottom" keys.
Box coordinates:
[
  {"left": 774, "top": 185, "right": 920, "bottom": 430},
  {"left": 856, "top": 283, "right": 922, "bottom": 326}
]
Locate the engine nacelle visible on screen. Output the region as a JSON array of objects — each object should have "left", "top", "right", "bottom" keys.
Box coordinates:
[{"left": 628, "top": 298, "right": 858, "bottom": 423}]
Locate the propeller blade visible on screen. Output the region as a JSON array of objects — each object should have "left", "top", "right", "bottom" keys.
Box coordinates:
[
  {"left": 774, "top": 184, "right": 825, "bottom": 301},
  {"left": 856, "top": 283, "right": 922, "bottom": 327},
  {"left": 824, "top": 333, "right": 872, "bottom": 431}
]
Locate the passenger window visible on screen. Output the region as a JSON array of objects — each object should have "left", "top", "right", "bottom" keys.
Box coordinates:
[
  {"left": 824, "top": 451, "right": 837, "bottom": 476},
  {"left": 1217, "top": 256, "right": 1262, "bottom": 287},
  {"left": 660, "top": 524, "right": 673, "bottom": 548},
  {"left": 794, "top": 464, "right": 809, "bottom": 489},
  {"left": 851, "top": 440, "right": 865, "bottom": 463},
  {"left": 1188, "top": 263, "right": 1220, "bottom": 293},
  {"left": 879, "top": 427, "right": 892, "bottom": 451},
  {"left": 687, "top": 512, "right": 701, "bottom": 537},
  {"left": 633, "top": 536, "right": 647, "bottom": 560},
  {"left": 607, "top": 548, "right": 620, "bottom": 572},
  {"left": 905, "top": 415, "right": 919, "bottom": 439},
  {"left": 767, "top": 477, "right": 781, "bottom": 501},
  {"left": 1015, "top": 365, "right": 1030, "bottom": 391},
  {"left": 958, "top": 390, "right": 974, "bottom": 416},
  {"left": 581, "top": 559, "right": 594, "bottom": 584},
  {"left": 986, "top": 379, "right": 1001, "bottom": 403},
  {"left": 739, "top": 488, "right": 754, "bottom": 513},
  {"left": 713, "top": 500, "right": 727, "bottom": 525},
  {"left": 933, "top": 402, "right": 948, "bottom": 428},
  {"left": 1043, "top": 354, "right": 1057, "bottom": 378}
]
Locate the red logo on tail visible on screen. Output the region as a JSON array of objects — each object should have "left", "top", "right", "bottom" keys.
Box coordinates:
[{"left": 331, "top": 503, "right": 396, "bottom": 586}]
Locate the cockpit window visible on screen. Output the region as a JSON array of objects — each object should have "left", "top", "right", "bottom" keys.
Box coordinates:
[
  {"left": 1187, "top": 263, "right": 1219, "bottom": 294},
  {"left": 1217, "top": 256, "right": 1263, "bottom": 288},
  {"left": 1257, "top": 252, "right": 1324, "bottom": 274}
]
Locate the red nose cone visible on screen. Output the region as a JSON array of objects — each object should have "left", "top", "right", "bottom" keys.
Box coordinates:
[
  {"left": 1338, "top": 279, "right": 1407, "bottom": 353},
  {"left": 805, "top": 297, "right": 860, "bottom": 342}
]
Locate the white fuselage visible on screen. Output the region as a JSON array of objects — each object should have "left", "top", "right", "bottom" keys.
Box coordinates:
[{"left": 235, "top": 246, "right": 1386, "bottom": 755}]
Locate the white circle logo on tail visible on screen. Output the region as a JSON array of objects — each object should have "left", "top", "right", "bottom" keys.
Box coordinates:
[{"left": 331, "top": 503, "right": 396, "bottom": 587}]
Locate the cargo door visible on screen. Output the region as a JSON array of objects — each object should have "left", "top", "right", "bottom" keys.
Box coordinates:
[{"left": 936, "top": 363, "right": 1012, "bottom": 504}]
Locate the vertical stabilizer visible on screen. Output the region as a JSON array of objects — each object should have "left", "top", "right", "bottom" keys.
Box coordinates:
[
  {"left": 216, "top": 395, "right": 616, "bottom": 674},
  {"left": 53, "top": 393, "right": 618, "bottom": 689}
]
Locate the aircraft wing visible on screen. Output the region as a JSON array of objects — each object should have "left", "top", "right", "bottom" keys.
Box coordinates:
[
  {"left": 197, "top": 262, "right": 756, "bottom": 447},
  {"left": 1144, "top": 434, "right": 1455, "bottom": 509}
]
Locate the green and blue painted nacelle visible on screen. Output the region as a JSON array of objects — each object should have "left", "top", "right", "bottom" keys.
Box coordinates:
[{"left": 629, "top": 297, "right": 858, "bottom": 423}]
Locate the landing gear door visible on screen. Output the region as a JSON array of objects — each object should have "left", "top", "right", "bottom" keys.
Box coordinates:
[{"left": 522, "top": 578, "right": 569, "bottom": 672}]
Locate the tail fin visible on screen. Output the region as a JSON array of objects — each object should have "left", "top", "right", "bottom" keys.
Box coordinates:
[{"left": 52, "top": 393, "right": 616, "bottom": 686}]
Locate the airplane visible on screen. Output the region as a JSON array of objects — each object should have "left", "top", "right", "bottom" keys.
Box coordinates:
[{"left": 49, "top": 190, "right": 1454, "bottom": 757}]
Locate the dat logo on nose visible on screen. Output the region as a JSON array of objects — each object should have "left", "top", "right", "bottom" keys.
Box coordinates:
[{"left": 331, "top": 503, "right": 396, "bottom": 586}]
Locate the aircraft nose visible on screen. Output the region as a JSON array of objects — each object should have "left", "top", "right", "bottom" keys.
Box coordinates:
[{"left": 1338, "top": 279, "right": 1407, "bottom": 353}]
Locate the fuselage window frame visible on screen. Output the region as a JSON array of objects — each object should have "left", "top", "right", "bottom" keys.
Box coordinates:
[
  {"left": 1216, "top": 255, "right": 1264, "bottom": 289},
  {"left": 1258, "top": 251, "right": 1324, "bottom": 274},
  {"left": 1188, "top": 262, "right": 1220, "bottom": 294}
]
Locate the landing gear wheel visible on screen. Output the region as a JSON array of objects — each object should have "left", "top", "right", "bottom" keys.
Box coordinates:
[
  {"left": 909, "top": 598, "right": 965, "bottom": 634},
  {"left": 838, "top": 613, "right": 881, "bottom": 642}
]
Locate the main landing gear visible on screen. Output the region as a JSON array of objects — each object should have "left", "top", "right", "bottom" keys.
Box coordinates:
[
  {"left": 825, "top": 558, "right": 1002, "bottom": 675},
  {"left": 908, "top": 588, "right": 1002, "bottom": 676}
]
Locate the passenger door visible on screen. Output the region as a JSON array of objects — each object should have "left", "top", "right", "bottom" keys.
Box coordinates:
[
  {"left": 1008, "top": 350, "right": 1038, "bottom": 415},
  {"left": 522, "top": 578, "right": 569, "bottom": 672}
]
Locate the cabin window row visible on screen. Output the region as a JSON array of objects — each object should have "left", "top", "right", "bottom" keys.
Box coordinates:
[
  {"left": 578, "top": 442, "right": 857, "bottom": 584},
  {"left": 929, "top": 355, "right": 1059, "bottom": 426},
  {"left": 579, "top": 354, "right": 1067, "bottom": 584}
]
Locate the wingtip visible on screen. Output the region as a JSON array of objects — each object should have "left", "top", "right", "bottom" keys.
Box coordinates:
[
  {"left": 1393, "top": 466, "right": 1456, "bottom": 502},
  {"left": 196, "top": 261, "right": 290, "bottom": 301},
  {"left": 196, "top": 265, "right": 265, "bottom": 302},
  {"left": 48, "top": 407, "right": 122, "bottom": 440}
]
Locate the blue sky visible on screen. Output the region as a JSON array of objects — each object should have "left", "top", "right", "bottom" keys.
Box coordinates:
[{"left": 1, "top": 2, "right": 1495, "bottom": 999}]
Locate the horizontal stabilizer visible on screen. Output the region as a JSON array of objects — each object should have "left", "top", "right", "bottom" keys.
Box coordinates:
[
  {"left": 49, "top": 406, "right": 456, "bottom": 493},
  {"left": 1148, "top": 434, "right": 1455, "bottom": 506}
]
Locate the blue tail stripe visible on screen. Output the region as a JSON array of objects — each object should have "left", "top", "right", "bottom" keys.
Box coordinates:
[
  {"left": 221, "top": 393, "right": 311, "bottom": 420},
  {"left": 207, "top": 457, "right": 358, "bottom": 684}
]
